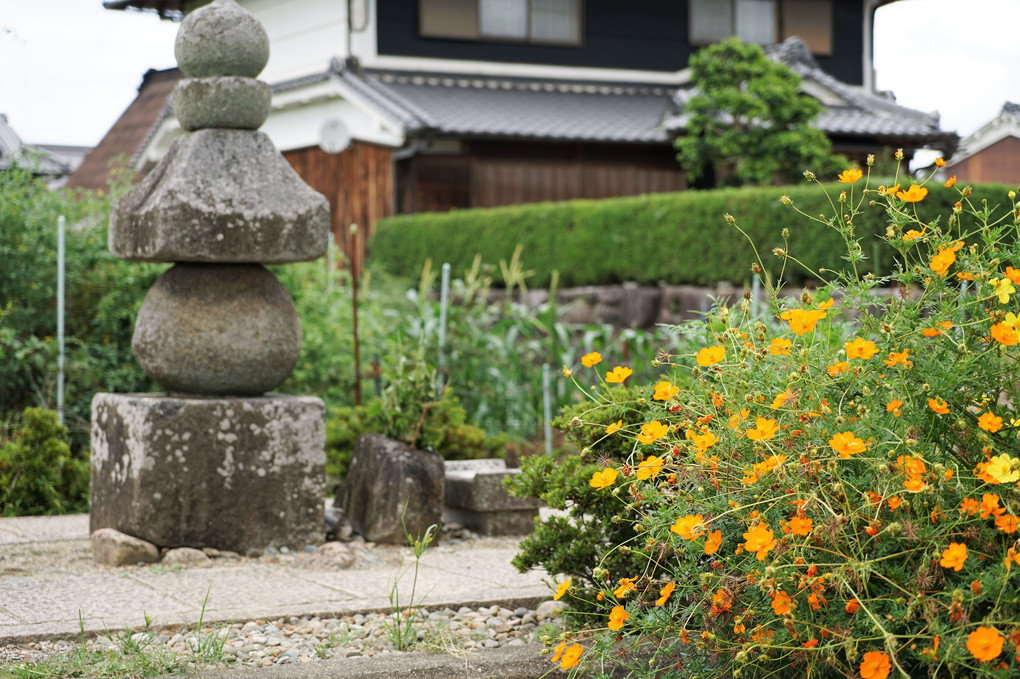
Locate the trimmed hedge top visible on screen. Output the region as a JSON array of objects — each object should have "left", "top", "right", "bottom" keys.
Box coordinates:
[{"left": 371, "top": 181, "right": 1014, "bottom": 287}]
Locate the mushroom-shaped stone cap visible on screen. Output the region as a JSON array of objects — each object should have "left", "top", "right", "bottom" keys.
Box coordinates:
[{"left": 175, "top": 0, "right": 269, "bottom": 78}]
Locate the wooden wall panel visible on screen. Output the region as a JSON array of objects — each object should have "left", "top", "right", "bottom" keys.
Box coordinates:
[
  {"left": 284, "top": 142, "right": 393, "bottom": 273},
  {"left": 952, "top": 137, "right": 1020, "bottom": 186}
]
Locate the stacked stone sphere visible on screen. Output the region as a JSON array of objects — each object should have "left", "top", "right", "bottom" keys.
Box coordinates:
[{"left": 110, "top": 0, "right": 329, "bottom": 396}]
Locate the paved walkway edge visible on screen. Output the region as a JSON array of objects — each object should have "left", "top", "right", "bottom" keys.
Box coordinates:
[{"left": 173, "top": 644, "right": 553, "bottom": 679}]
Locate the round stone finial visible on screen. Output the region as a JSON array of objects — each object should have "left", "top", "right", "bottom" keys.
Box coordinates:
[{"left": 175, "top": 0, "right": 270, "bottom": 79}]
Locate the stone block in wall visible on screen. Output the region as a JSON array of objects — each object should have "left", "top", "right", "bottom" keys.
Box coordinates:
[
  {"left": 90, "top": 393, "right": 326, "bottom": 553},
  {"left": 444, "top": 459, "right": 538, "bottom": 536}
]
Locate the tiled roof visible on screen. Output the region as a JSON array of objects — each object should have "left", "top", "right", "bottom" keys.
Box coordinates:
[
  {"left": 65, "top": 68, "right": 182, "bottom": 192},
  {"left": 0, "top": 114, "right": 71, "bottom": 175},
  {"left": 664, "top": 37, "right": 958, "bottom": 154},
  {"left": 353, "top": 69, "right": 677, "bottom": 144}
]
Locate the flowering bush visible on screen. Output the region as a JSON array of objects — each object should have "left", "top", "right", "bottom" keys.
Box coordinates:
[{"left": 544, "top": 156, "right": 1020, "bottom": 678}]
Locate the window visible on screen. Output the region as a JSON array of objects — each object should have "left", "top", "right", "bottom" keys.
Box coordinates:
[
  {"left": 689, "top": 0, "right": 832, "bottom": 55},
  {"left": 420, "top": 0, "right": 581, "bottom": 45}
]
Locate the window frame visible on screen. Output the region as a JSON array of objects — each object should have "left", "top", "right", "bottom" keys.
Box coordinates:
[
  {"left": 687, "top": 0, "right": 833, "bottom": 55},
  {"left": 419, "top": 0, "right": 584, "bottom": 47}
]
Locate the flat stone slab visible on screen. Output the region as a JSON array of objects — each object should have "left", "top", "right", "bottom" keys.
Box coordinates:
[
  {"left": 0, "top": 514, "right": 89, "bottom": 544},
  {"left": 90, "top": 393, "right": 325, "bottom": 553}
]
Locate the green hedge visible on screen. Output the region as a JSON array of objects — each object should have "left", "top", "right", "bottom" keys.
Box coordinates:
[{"left": 371, "top": 181, "right": 1016, "bottom": 287}]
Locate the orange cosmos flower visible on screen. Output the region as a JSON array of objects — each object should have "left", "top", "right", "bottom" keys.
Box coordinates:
[
  {"left": 637, "top": 420, "right": 669, "bottom": 445},
  {"left": 935, "top": 157, "right": 946, "bottom": 167},
  {"left": 845, "top": 598, "right": 860, "bottom": 614},
  {"left": 746, "top": 417, "right": 779, "bottom": 441},
  {"left": 712, "top": 589, "right": 733, "bottom": 612},
  {"left": 686, "top": 427, "right": 717, "bottom": 453},
  {"left": 581, "top": 351, "right": 602, "bottom": 367},
  {"left": 960, "top": 497, "right": 980, "bottom": 515},
  {"left": 605, "top": 366, "right": 632, "bottom": 383},
  {"left": 779, "top": 308, "right": 826, "bottom": 335},
  {"left": 967, "top": 626, "right": 1004, "bottom": 662},
  {"left": 613, "top": 577, "right": 636, "bottom": 598},
  {"left": 696, "top": 345, "right": 725, "bottom": 366},
  {"left": 845, "top": 337, "right": 878, "bottom": 359},
  {"left": 1005, "top": 266, "right": 1020, "bottom": 285},
  {"left": 827, "top": 361, "right": 849, "bottom": 376},
  {"left": 829, "top": 431, "right": 868, "bottom": 458},
  {"left": 742, "top": 522, "right": 777, "bottom": 560},
  {"left": 860, "top": 651, "right": 892, "bottom": 679},
  {"left": 589, "top": 467, "right": 618, "bottom": 489},
  {"left": 928, "top": 397, "right": 949, "bottom": 414},
  {"left": 670, "top": 514, "right": 705, "bottom": 540},
  {"left": 770, "top": 389, "right": 795, "bottom": 409},
  {"left": 995, "top": 514, "right": 1019, "bottom": 534},
  {"left": 605, "top": 419, "right": 623, "bottom": 435},
  {"left": 903, "top": 227, "right": 926, "bottom": 242},
  {"left": 558, "top": 643, "right": 583, "bottom": 670},
  {"left": 838, "top": 168, "right": 863, "bottom": 183},
  {"left": 886, "top": 400, "right": 903, "bottom": 417},
  {"left": 981, "top": 493, "right": 1006, "bottom": 519},
  {"left": 939, "top": 542, "right": 967, "bottom": 571},
  {"left": 944, "top": 175, "right": 957, "bottom": 188},
  {"left": 930, "top": 242, "right": 963, "bottom": 277},
  {"left": 991, "top": 322, "right": 1019, "bottom": 346},
  {"left": 882, "top": 349, "right": 912, "bottom": 368},
  {"left": 768, "top": 337, "right": 792, "bottom": 355},
  {"left": 897, "top": 184, "right": 928, "bottom": 203},
  {"left": 636, "top": 455, "right": 663, "bottom": 480},
  {"left": 771, "top": 591, "right": 792, "bottom": 615},
  {"left": 704, "top": 529, "right": 722, "bottom": 555},
  {"left": 782, "top": 516, "right": 813, "bottom": 536},
  {"left": 561, "top": 365, "right": 573, "bottom": 378},
  {"left": 978, "top": 412, "right": 1003, "bottom": 432},
  {"left": 652, "top": 381, "right": 679, "bottom": 401},
  {"left": 655, "top": 582, "right": 675, "bottom": 606},
  {"left": 887, "top": 496, "right": 903, "bottom": 510},
  {"left": 607, "top": 605, "right": 629, "bottom": 631},
  {"left": 554, "top": 577, "right": 572, "bottom": 601}
]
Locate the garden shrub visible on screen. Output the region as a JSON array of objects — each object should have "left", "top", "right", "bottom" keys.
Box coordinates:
[
  {"left": 371, "top": 180, "right": 1012, "bottom": 289},
  {"left": 0, "top": 408, "right": 88, "bottom": 516},
  {"left": 531, "top": 158, "right": 1020, "bottom": 677}
]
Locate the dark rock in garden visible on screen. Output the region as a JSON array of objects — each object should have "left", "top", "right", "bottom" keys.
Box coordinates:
[
  {"left": 335, "top": 434, "right": 444, "bottom": 545},
  {"left": 90, "top": 528, "right": 159, "bottom": 566},
  {"left": 162, "top": 547, "right": 210, "bottom": 565},
  {"left": 132, "top": 263, "right": 301, "bottom": 396},
  {"left": 174, "top": 0, "right": 269, "bottom": 79},
  {"left": 172, "top": 77, "right": 272, "bottom": 131},
  {"left": 108, "top": 128, "right": 329, "bottom": 264},
  {"left": 90, "top": 393, "right": 325, "bottom": 553}
]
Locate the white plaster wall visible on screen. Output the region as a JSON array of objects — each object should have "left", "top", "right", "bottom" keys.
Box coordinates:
[{"left": 241, "top": 0, "right": 349, "bottom": 84}]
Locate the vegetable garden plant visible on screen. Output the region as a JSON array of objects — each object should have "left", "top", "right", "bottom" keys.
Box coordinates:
[{"left": 534, "top": 154, "right": 1020, "bottom": 678}]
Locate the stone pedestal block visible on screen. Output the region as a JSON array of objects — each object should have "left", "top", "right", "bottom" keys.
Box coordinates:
[
  {"left": 444, "top": 459, "right": 539, "bottom": 536},
  {"left": 335, "top": 434, "right": 444, "bottom": 545},
  {"left": 90, "top": 393, "right": 325, "bottom": 553}
]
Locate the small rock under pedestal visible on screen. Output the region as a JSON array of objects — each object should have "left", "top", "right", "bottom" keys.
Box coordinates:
[{"left": 90, "top": 393, "right": 325, "bottom": 553}]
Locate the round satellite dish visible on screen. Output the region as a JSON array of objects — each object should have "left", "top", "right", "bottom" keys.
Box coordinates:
[{"left": 319, "top": 118, "right": 351, "bottom": 154}]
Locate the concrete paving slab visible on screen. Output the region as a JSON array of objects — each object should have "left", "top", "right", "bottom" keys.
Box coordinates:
[
  {"left": 0, "top": 573, "right": 185, "bottom": 629},
  {"left": 411, "top": 548, "right": 547, "bottom": 589},
  {"left": 0, "top": 514, "right": 89, "bottom": 543},
  {"left": 127, "top": 566, "right": 356, "bottom": 620}
]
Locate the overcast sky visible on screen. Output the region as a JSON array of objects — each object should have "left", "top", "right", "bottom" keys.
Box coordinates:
[{"left": 1, "top": 0, "right": 1018, "bottom": 148}]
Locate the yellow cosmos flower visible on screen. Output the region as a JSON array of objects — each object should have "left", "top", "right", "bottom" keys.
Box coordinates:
[
  {"left": 637, "top": 420, "right": 669, "bottom": 445},
  {"left": 837, "top": 168, "right": 863, "bottom": 183},
  {"left": 670, "top": 514, "right": 705, "bottom": 540},
  {"left": 636, "top": 455, "right": 663, "bottom": 481},
  {"left": 589, "top": 467, "right": 618, "bottom": 489},
  {"left": 605, "top": 419, "right": 623, "bottom": 435},
  {"left": 779, "top": 308, "right": 826, "bottom": 335},
  {"left": 990, "top": 277, "right": 1015, "bottom": 303},
  {"left": 882, "top": 349, "right": 912, "bottom": 368},
  {"left": 580, "top": 351, "right": 602, "bottom": 367},
  {"left": 685, "top": 427, "right": 717, "bottom": 452},
  {"left": 696, "top": 345, "right": 725, "bottom": 366},
  {"left": 845, "top": 337, "right": 877, "bottom": 359},
  {"left": 897, "top": 184, "right": 928, "bottom": 203},
  {"left": 746, "top": 417, "right": 779, "bottom": 441},
  {"left": 768, "top": 337, "right": 792, "bottom": 355},
  {"left": 554, "top": 577, "right": 572, "bottom": 601},
  {"left": 605, "top": 366, "right": 633, "bottom": 383},
  {"left": 613, "top": 577, "right": 636, "bottom": 598},
  {"left": 652, "top": 381, "right": 679, "bottom": 401},
  {"left": 827, "top": 361, "right": 849, "bottom": 376},
  {"left": 829, "top": 431, "right": 868, "bottom": 458},
  {"left": 655, "top": 582, "right": 675, "bottom": 606},
  {"left": 986, "top": 454, "right": 1020, "bottom": 484}
]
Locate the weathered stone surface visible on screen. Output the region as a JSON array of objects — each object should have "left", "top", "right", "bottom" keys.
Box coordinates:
[
  {"left": 444, "top": 461, "right": 538, "bottom": 512},
  {"left": 132, "top": 263, "right": 301, "bottom": 396},
  {"left": 443, "top": 506, "right": 538, "bottom": 536},
  {"left": 172, "top": 77, "right": 271, "bottom": 131},
  {"left": 109, "top": 129, "right": 329, "bottom": 264},
  {"left": 299, "top": 541, "right": 357, "bottom": 570},
  {"left": 174, "top": 0, "right": 269, "bottom": 79},
  {"left": 90, "top": 393, "right": 326, "bottom": 553},
  {"left": 162, "top": 547, "right": 210, "bottom": 565},
  {"left": 335, "top": 434, "right": 444, "bottom": 545},
  {"left": 536, "top": 599, "right": 566, "bottom": 622},
  {"left": 90, "top": 527, "right": 159, "bottom": 566}
]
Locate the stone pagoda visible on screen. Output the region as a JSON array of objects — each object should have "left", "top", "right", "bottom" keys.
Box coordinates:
[{"left": 90, "top": 0, "right": 330, "bottom": 554}]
